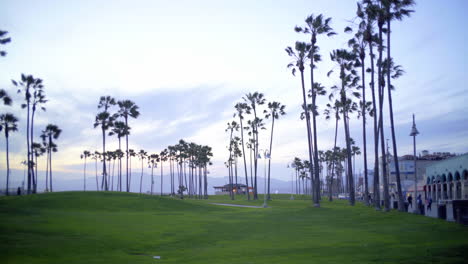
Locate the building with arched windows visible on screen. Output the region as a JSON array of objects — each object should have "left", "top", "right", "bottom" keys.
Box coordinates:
[{"left": 424, "top": 154, "right": 468, "bottom": 223}]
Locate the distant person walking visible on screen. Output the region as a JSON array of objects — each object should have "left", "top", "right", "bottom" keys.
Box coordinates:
[
  {"left": 407, "top": 194, "right": 413, "bottom": 208},
  {"left": 417, "top": 194, "right": 423, "bottom": 214},
  {"left": 17, "top": 187, "right": 21, "bottom": 196},
  {"left": 427, "top": 197, "right": 432, "bottom": 211}
]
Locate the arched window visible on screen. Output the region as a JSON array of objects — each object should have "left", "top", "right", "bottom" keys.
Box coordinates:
[
  {"left": 463, "top": 170, "right": 468, "bottom": 180},
  {"left": 448, "top": 173, "right": 453, "bottom": 182},
  {"left": 455, "top": 171, "right": 461, "bottom": 181},
  {"left": 427, "top": 177, "right": 431, "bottom": 184},
  {"left": 442, "top": 174, "right": 447, "bottom": 182},
  {"left": 431, "top": 176, "right": 436, "bottom": 184}
]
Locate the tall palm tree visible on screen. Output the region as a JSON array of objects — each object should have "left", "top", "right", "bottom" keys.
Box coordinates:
[
  {"left": 234, "top": 102, "right": 251, "bottom": 200},
  {"left": 0, "top": 30, "right": 11, "bottom": 57},
  {"left": 31, "top": 142, "right": 46, "bottom": 192},
  {"left": 40, "top": 124, "right": 61, "bottom": 192},
  {"left": 94, "top": 96, "right": 115, "bottom": 191},
  {"left": 324, "top": 100, "right": 341, "bottom": 201},
  {"left": 243, "top": 92, "right": 265, "bottom": 200},
  {"left": 138, "top": 149, "right": 148, "bottom": 194},
  {"left": 109, "top": 120, "right": 129, "bottom": 192},
  {"left": 384, "top": 0, "right": 415, "bottom": 212},
  {"left": 264, "top": 101, "right": 286, "bottom": 200},
  {"left": 128, "top": 148, "right": 136, "bottom": 191},
  {"left": 148, "top": 153, "right": 159, "bottom": 195},
  {"left": 117, "top": 100, "right": 140, "bottom": 192},
  {"left": 295, "top": 14, "right": 336, "bottom": 207},
  {"left": 159, "top": 149, "right": 168, "bottom": 196},
  {"left": 12, "top": 74, "right": 43, "bottom": 194},
  {"left": 30, "top": 82, "right": 47, "bottom": 193},
  {"left": 81, "top": 150, "right": 91, "bottom": 191},
  {"left": 226, "top": 121, "right": 239, "bottom": 200},
  {"left": 92, "top": 151, "right": 101, "bottom": 191},
  {"left": 0, "top": 113, "right": 18, "bottom": 195},
  {"left": 361, "top": 0, "right": 382, "bottom": 210},
  {"left": 329, "top": 49, "right": 360, "bottom": 206},
  {"left": 286, "top": 41, "right": 315, "bottom": 204}
]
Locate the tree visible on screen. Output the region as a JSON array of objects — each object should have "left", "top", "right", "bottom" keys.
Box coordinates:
[
  {"left": 109, "top": 120, "right": 130, "bottom": 192},
  {"left": 234, "top": 102, "right": 251, "bottom": 200},
  {"left": 0, "top": 89, "right": 12, "bottom": 106},
  {"left": 12, "top": 74, "right": 43, "bottom": 194},
  {"left": 137, "top": 149, "right": 148, "bottom": 194},
  {"left": 92, "top": 151, "right": 101, "bottom": 191},
  {"left": 226, "top": 121, "right": 239, "bottom": 200},
  {"left": 324, "top": 100, "right": 341, "bottom": 201},
  {"left": 295, "top": 14, "right": 336, "bottom": 207},
  {"left": 148, "top": 153, "right": 159, "bottom": 195},
  {"left": 0, "top": 113, "right": 18, "bottom": 195},
  {"left": 243, "top": 92, "right": 265, "bottom": 200},
  {"left": 117, "top": 100, "right": 140, "bottom": 192},
  {"left": 286, "top": 42, "right": 315, "bottom": 203},
  {"left": 40, "top": 124, "right": 61, "bottom": 192},
  {"left": 81, "top": 150, "right": 91, "bottom": 191},
  {"left": 0, "top": 30, "right": 11, "bottom": 57},
  {"left": 160, "top": 149, "right": 168, "bottom": 196},
  {"left": 329, "top": 49, "right": 360, "bottom": 205},
  {"left": 94, "top": 96, "right": 116, "bottom": 191},
  {"left": 384, "top": 0, "right": 415, "bottom": 212},
  {"left": 264, "top": 101, "right": 286, "bottom": 200},
  {"left": 31, "top": 142, "right": 46, "bottom": 192}
]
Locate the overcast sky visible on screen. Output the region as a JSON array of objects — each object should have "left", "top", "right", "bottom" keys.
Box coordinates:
[{"left": 1, "top": 0, "right": 467, "bottom": 189}]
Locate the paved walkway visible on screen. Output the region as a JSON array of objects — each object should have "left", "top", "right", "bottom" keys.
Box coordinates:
[{"left": 210, "top": 203, "right": 266, "bottom": 208}]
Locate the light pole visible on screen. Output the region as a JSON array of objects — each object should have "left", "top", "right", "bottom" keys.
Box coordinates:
[
  {"left": 409, "top": 114, "right": 419, "bottom": 213},
  {"left": 258, "top": 149, "right": 270, "bottom": 208}
]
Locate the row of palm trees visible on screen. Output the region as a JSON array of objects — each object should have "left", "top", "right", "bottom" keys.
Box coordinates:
[
  {"left": 226, "top": 92, "right": 286, "bottom": 200},
  {"left": 286, "top": 0, "right": 414, "bottom": 211},
  {"left": 81, "top": 139, "right": 213, "bottom": 198},
  {"left": 1, "top": 30, "right": 62, "bottom": 195}
]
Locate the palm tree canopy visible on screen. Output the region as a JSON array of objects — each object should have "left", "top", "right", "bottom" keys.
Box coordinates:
[
  {"left": 109, "top": 120, "right": 130, "bottom": 137},
  {"left": 285, "top": 41, "right": 310, "bottom": 75},
  {"left": 0, "top": 30, "right": 11, "bottom": 56},
  {"left": 0, "top": 113, "right": 19, "bottom": 135},
  {"left": 118, "top": 100, "right": 140, "bottom": 119},
  {"left": 264, "top": 101, "right": 286, "bottom": 119},
  {"left": 0, "top": 89, "right": 12, "bottom": 105}
]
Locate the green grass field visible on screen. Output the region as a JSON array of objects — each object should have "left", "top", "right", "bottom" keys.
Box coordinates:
[{"left": 1, "top": 192, "right": 467, "bottom": 264}]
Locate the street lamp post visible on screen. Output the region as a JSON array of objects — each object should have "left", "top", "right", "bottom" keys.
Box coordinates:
[
  {"left": 409, "top": 114, "right": 419, "bottom": 213},
  {"left": 258, "top": 149, "right": 270, "bottom": 208}
]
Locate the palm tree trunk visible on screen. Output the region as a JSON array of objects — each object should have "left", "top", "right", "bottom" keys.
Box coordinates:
[
  {"left": 101, "top": 127, "right": 108, "bottom": 191},
  {"left": 83, "top": 157, "right": 87, "bottom": 191},
  {"left": 160, "top": 160, "right": 164, "bottom": 196},
  {"left": 299, "top": 69, "right": 316, "bottom": 205},
  {"left": 49, "top": 135, "right": 53, "bottom": 192},
  {"left": 140, "top": 158, "right": 144, "bottom": 194},
  {"left": 361, "top": 58, "right": 370, "bottom": 206},
  {"left": 239, "top": 118, "right": 250, "bottom": 200},
  {"left": 26, "top": 100, "right": 31, "bottom": 194},
  {"left": 125, "top": 117, "right": 130, "bottom": 192},
  {"left": 5, "top": 131, "right": 10, "bottom": 195},
  {"left": 369, "top": 39, "right": 381, "bottom": 210},
  {"left": 118, "top": 137, "right": 122, "bottom": 192},
  {"left": 31, "top": 108, "right": 36, "bottom": 193},
  {"left": 267, "top": 117, "right": 275, "bottom": 200},
  {"left": 341, "top": 88, "right": 355, "bottom": 205},
  {"left": 45, "top": 150, "right": 49, "bottom": 192},
  {"left": 387, "top": 16, "right": 405, "bottom": 212},
  {"left": 329, "top": 116, "right": 339, "bottom": 202}
]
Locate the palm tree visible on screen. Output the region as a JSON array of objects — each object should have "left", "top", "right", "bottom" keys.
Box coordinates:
[
  {"left": 92, "top": 151, "right": 101, "bottom": 191},
  {"left": 148, "top": 153, "right": 159, "bottom": 195},
  {"left": 324, "top": 100, "right": 341, "bottom": 201},
  {"left": 138, "top": 149, "right": 148, "bottom": 194},
  {"left": 234, "top": 102, "right": 251, "bottom": 200},
  {"left": 31, "top": 142, "right": 46, "bottom": 192},
  {"left": 159, "top": 149, "right": 168, "bottom": 196},
  {"left": 345, "top": 13, "right": 371, "bottom": 205},
  {"left": 81, "top": 150, "right": 91, "bottom": 191},
  {"left": 226, "top": 121, "right": 239, "bottom": 200},
  {"left": 243, "top": 92, "right": 265, "bottom": 200},
  {"left": 0, "top": 30, "right": 11, "bottom": 57},
  {"left": 361, "top": 0, "right": 382, "bottom": 210},
  {"left": 264, "top": 101, "right": 286, "bottom": 200},
  {"left": 329, "top": 49, "right": 360, "bottom": 206},
  {"left": 12, "top": 74, "right": 43, "bottom": 194},
  {"left": 0, "top": 113, "right": 18, "bottom": 195},
  {"left": 286, "top": 42, "right": 315, "bottom": 204},
  {"left": 0, "top": 89, "right": 12, "bottom": 105},
  {"left": 117, "top": 100, "right": 140, "bottom": 192},
  {"left": 40, "top": 124, "right": 61, "bottom": 192},
  {"left": 109, "top": 120, "right": 129, "bottom": 192},
  {"left": 384, "top": 0, "right": 415, "bottom": 212},
  {"left": 30, "top": 82, "right": 47, "bottom": 193},
  {"left": 295, "top": 14, "right": 336, "bottom": 207},
  {"left": 94, "top": 96, "right": 116, "bottom": 191},
  {"left": 128, "top": 148, "right": 136, "bottom": 191}
]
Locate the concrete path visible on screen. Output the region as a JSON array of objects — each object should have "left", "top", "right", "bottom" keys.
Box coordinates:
[{"left": 210, "top": 203, "right": 266, "bottom": 208}]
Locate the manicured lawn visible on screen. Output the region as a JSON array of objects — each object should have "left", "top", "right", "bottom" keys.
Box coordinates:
[{"left": 1, "top": 192, "right": 467, "bottom": 264}]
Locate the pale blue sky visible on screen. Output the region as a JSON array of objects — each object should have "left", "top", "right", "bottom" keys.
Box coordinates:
[{"left": 1, "top": 0, "right": 467, "bottom": 188}]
